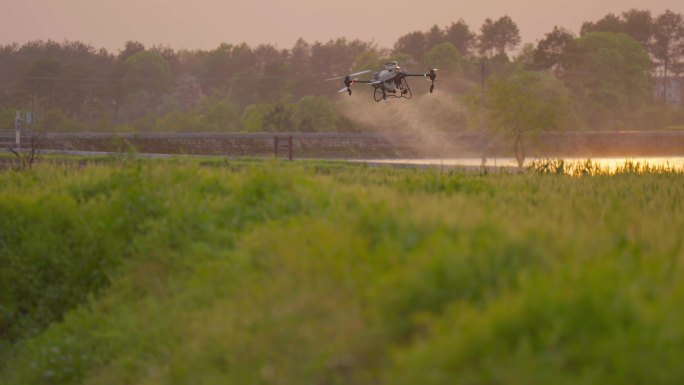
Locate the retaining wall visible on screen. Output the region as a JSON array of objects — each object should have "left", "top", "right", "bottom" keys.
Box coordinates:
[{"left": 1, "top": 131, "right": 683, "bottom": 158}]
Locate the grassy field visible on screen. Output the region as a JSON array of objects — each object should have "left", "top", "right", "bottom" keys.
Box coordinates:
[{"left": 1, "top": 158, "right": 684, "bottom": 384}]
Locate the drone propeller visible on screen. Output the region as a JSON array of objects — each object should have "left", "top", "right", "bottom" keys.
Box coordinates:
[
  {"left": 325, "top": 70, "right": 370, "bottom": 96},
  {"left": 428, "top": 69, "right": 438, "bottom": 93},
  {"left": 325, "top": 70, "right": 371, "bottom": 81}
]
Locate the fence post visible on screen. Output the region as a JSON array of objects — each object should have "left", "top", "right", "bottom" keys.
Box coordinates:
[
  {"left": 274, "top": 136, "right": 278, "bottom": 157},
  {"left": 273, "top": 135, "right": 293, "bottom": 161}
]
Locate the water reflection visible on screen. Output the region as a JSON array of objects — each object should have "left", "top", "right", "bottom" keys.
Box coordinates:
[{"left": 360, "top": 157, "right": 684, "bottom": 172}]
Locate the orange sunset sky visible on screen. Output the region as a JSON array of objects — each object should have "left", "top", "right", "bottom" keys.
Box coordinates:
[{"left": 1, "top": 0, "right": 682, "bottom": 52}]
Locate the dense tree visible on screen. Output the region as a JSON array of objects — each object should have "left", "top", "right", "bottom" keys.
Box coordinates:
[
  {"left": 293, "top": 96, "right": 337, "bottom": 132},
  {"left": 622, "top": 9, "right": 654, "bottom": 47},
  {"left": 394, "top": 21, "right": 477, "bottom": 61},
  {"left": 652, "top": 10, "right": 684, "bottom": 103},
  {"left": 241, "top": 103, "right": 269, "bottom": 132},
  {"left": 444, "top": 19, "right": 476, "bottom": 56},
  {"left": 230, "top": 43, "right": 257, "bottom": 73},
  {"left": 533, "top": 26, "right": 576, "bottom": 72},
  {"left": 478, "top": 18, "right": 497, "bottom": 57},
  {"left": 115, "top": 51, "right": 173, "bottom": 123},
  {"left": 513, "top": 43, "right": 536, "bottom": 71},
  {"left": 257, "top": 60, "right": 292, "bottom": 102},
  {"left": 22, "top": 58, "right": 62, "bottom": 108},
  {"left": 393, "top": 31, "right": 427, "bottom": 61},
  {"left": 290, "top": 38, "right": 311, "bottom": 72},
  {"left": 563, "top": 32, "right": 652, "bottom": 127},
  {"left": 117, "top": 41, "right": 145, "bottom": 63},
  {"left": 288, "top": 38, "right": 316, "bottom": 97},
  {"left": 478, "top": 71, "right": 574, "bottom": 166},
  {"left": 242, "top": 100, "right": 296, "bottom": 132},
  {"left": 580, "top": 10, "right": 656, "bottom": 49},
  {"left": 353, "top": 50, "right": 383, "bottom": 72},
  {"left": 423, "top": 42, "right": 463, "bottom": 72},
  {"left": 199, "top": 98, "right": 242, "bottom": 131},
  {"left": 173, "top": 74, "right": 204, "bottom": 111},
  {"left": 310, "top": 38, "right": 371, "bottom": 78},
  {"left": 479, "top": 16, "right": 521, "bottom": 57},
  {"left": 152, "top": 44, "right": 180, "bottom": 74},
  {"left": 10, "top": 41, "right": 114, "bottom": 123},
  {"left": 0, "top": 14, "right": 678, "bottom": 134},
  {"left": 200, "top": 43, "right": 234, "bottom": 93},
  {"left": 122, "top": 50, "right": 172, "bottom": 96},
  {"left": 580, "top": 13, "right": 623, "bottom": 35},
  {"left": 253, "top": 44, "right": 284, "bottom": 70},
  {"left": 425, "top": 25, "right": 445, "bottom": 49}
]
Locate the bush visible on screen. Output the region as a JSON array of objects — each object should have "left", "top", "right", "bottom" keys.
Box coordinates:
[
  {"left": 2, "top": 160, "right": 684, "bottom": 384},
  {"left": 294, "top": 95, "right": 338, "bottom": 132}
]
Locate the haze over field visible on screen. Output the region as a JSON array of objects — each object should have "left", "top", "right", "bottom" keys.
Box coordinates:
[{"left": 2, "top": 0, "right": 682, "bottom": 51}]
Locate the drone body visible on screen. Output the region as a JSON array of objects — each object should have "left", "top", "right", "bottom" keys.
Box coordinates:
[{"left": 326, "top": 62, "right": 437, "bottom": 102}]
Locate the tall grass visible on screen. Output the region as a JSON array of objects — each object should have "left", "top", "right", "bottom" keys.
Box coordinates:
[
  {"left": 527, "top": 158, "right": 684, "bottom": 176},
  {"left": 1, "top": 159, "right": 683, "bottom": 384}
]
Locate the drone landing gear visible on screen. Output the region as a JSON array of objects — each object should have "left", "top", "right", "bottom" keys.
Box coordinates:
[
  {"left": 374, "top": 88, "right": 387, "bottom": 102},
  {"left": 400, "top": 78, "right": 413, "bottom": 99},
  {"left": 373, "top": 79, "right": 413, "bottom": 102}
]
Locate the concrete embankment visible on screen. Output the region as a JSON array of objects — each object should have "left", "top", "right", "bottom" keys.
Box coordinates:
[{"left": 1, "top": 131, "right": 684, "bottom": 158}]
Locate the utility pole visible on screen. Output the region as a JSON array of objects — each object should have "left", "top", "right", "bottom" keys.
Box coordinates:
[
  {"left": 48, "top": 78, "right": 53, "bottom": 128},
  {"left": 31, "top": 94, "right": 35, "bottom": 126},
  {"left": 480, "top": 61, "right": 488, "bottom": 167},
  {"left": 14, "top": 110, "right": 24, "bottom": 151}
]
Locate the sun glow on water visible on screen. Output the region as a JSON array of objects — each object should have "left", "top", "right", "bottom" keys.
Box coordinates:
[{"left": 361, "top": 157, "right": 684, "bottom": 174}]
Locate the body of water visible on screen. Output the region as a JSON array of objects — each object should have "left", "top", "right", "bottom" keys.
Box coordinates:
[{"left": 360, "top": 157, "right": 684, "bottom": 171}]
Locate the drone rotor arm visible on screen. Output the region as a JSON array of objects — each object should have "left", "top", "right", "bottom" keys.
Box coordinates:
[{"left": 402, "top": 69, "right": 437, "bottom": 92}]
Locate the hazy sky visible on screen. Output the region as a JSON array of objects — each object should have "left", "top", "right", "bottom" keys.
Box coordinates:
[{"left": 1, "top": 0, "right": 682, "bottom": 53}]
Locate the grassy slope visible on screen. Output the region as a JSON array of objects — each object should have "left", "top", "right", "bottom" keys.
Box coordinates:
[{"left": 1, "top": 159, "right": 684, "bottom": 385}]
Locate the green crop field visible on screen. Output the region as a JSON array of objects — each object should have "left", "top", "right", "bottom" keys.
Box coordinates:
[{"left": 1, "top": 158, "right": 684, "bottom": 385}]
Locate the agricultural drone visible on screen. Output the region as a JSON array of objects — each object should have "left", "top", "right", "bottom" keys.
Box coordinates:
[{"left": 326, "top": 61, "right": 437, "bottom": 102}]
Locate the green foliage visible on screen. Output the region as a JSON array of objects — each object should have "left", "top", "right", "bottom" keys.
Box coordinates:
[
  {"left": 353, "top": 50, "right": 384, "bottom": 72},
  {"left": 0, "top": 166, "right": 165, "bottom": 343},
  {"left": 0, "top": 108, "right": 17, "bottom": 130},
  {"left": 479, "top": 16, "right": 522, "bottom": 57},
  {"left": 242, "top": 96, "right": 340, "bottom": 132},
  {"left": 241, "top": 103, "right": 272, "bottom": 132},
  {"left": 44, "top": 109, "right": 84, "bottom": 131},
  {"left": 1, "top": 159, "right": 684, "bottom": 385},
  {"left": 563, "top": 32, "right": 652, "bottom": 128},
  {"left": 422, "top": 42, "right": 463, "bottom": 73},
  {"left": 0, "top": 13, "right": 682, "bottom": 134},
  {"left": 445, "top": 19, "right": 476, "bottom": 56},
  {"left": 122, "top": 51, "right": 172, "bottom": 96},
  {"left": 293, "top": 95, "right": 338, "bottom": 132},
  {"left": 393, "top": 31, "right": 428, "bottom": 62},
  {"left": 130, "top": 112, "right": 156, "bottom": 132},
  {"left": 154, "top": 110, "right": 203, "bottom": 132},
  {"left": 472, "top": 71, "right": 575, "bottom": 166},
  {"left": 527, "top": 158, "right": 684, "bottom": 175},
  {"left": 533, "top": 26, "right": 576, "bottom": 71},
  {"left": 198, "top": 98, "right": 242, "bottom": 131}
]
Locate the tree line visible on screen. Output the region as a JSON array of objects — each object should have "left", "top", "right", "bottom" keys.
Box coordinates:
[{"left": 0, "top": 8, "right": 683, "bottom": 134}]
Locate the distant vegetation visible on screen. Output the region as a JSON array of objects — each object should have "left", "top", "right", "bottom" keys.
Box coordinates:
[
  {"left": 1, "top": 8, "right": 684, "bottom": 134},
  {"left": 1, "top": 159, "right": 684, "bottom": 384}
]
